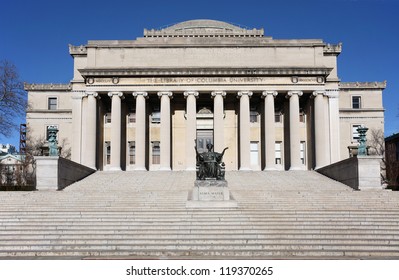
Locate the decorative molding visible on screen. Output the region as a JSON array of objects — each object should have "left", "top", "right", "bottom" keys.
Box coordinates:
[
  {"left": 323, "top": 43, "right": 342, "bottom": 55},
  {"left": 69, "top": 44, "right": 87, "bottom": 55},
  {"left": 24, "top": 83, "right": 72, "bottom": 91},
  {"left": 79, "top": 67, "right": 333, "bottom": 78},
  {"left": 325, "top": 89, "right": 340, "bottom": 98},
  {"left": 339, "top": 81, "right": 387, "bottom": 89},
  {"left": 312, "top": 90, "right": 326, "bottom": 97}
]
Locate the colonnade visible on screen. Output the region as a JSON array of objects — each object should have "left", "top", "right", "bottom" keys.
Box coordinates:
[{"left": 73, "top": 90, "right": 332, "bottom": 171}]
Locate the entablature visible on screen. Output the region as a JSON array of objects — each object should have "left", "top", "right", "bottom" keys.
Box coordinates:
[{"left": 78, "top": 67, "right": 333, "bottom": 79}]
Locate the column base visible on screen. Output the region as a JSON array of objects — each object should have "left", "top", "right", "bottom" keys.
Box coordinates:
[
  {"left": 264, "top": 167, "right": 277, "bottom": 171},
  {"left": 134, "top": 166, "right": 147, "bottom": 171},
  {"left": 289, "top": 166, "right": 305, "bottom": 171},
  {"left": 159, "top": 167, "right": 172, "bottom": 171},
  {"left": 104, "top": 166, "right": 122, "bottom": 171},
  {"left": 239, "top": 167, "right": 252, "bottom": 171}
]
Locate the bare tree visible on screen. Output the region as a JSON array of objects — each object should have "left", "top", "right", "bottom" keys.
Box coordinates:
[
  {"left": 0, "top": 60, "right": 26, "bottom": 138},
  {"left": 368, "top": 128, "right": 387, "bottom": 185}
]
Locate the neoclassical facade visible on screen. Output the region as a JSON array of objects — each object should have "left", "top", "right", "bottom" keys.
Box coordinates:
[{"left": 25, "top": 20, "right": 386, "bottom": 171}]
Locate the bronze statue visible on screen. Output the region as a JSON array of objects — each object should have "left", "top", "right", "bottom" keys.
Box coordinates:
[{"left": 195, "top": 140, "right": 228, "bottom": 180}]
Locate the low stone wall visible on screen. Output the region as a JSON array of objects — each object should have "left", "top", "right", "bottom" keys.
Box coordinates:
[
  {"left": 317, "top": 156, "right": 383, "bottom": 190},
  {"left": 35, "top": 156, "right": 95, "bottom": 190}
]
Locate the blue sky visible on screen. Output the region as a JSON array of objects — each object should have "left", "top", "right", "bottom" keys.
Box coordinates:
[{"left": 1, "top": 0, "right": 398, "bottom": 149}]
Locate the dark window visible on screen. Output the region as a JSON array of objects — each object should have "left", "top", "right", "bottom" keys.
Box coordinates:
[
  {"left": 396, "top": 142, "right": 399, "bottom": 161},
  {"left": 129, "top": 141, "right": 135, "bottom": 164},
  {"left": 128, "top": 113, "right": 136, "bottom": 123},
  {"left": 152, "top": 141, "right": 160, "bottom": 164},
  {"left": 250, "top": 110, "right": 258, "bottom": 123},
  {"left": 105, "top": 142, "right": 111, "bottom": 165},
  {"left": 352, "top": 96, "right": 361, "bottom": 109},
  {"left": 48, "top": 98, "right": 57, "bottom": 110},
  {"left": 46, "top": 125, "right": 58, "bottom": 141},
  {"left": 275, "top": 113, "right": 282, "bottom": 123},
  {"left": 105, "top": 113, "right": 111, "bottom": 124}
]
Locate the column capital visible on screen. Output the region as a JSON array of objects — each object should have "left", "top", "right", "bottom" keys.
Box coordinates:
[
  {"left": 262, "top": 91, "right": 278, "bottom": 98},
  {"left": 211, "top": 91, "right": 226, "bottom": 98},
  {"left": 108, "top": 91, "right": 124, "bottom": 99},
  {"left": 312, "top": 90, "right": 326, "bottom": 97},
  {"left": 183, "top": 91, "right": 199, "bottom": 98},
  {"left": 286, "top": 91, "right": 303, "bottom": 99},
  {"left": 237, "top": 91, "right": 253, "bottom": 98},
  {"left": 157, "top": 91, "right": 173, "bottom": 98},
  {"left": 84, "top": 91, "right": 99, "bottom": 98},
  {"left": 132, "top": 91, "right": 148, "bottom": 98}
]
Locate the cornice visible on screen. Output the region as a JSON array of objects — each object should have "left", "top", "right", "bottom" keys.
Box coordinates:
[
  {"left": 24, "top": 83, "right": 72, "bottom": 91},
  {"left": 79, "top": 67, "right": 333, "bottom": 78},
  {"left": 323, "top": 43, "right": 342, "bottom": 55},
  {"left": 69, "top": 44, "right": 87, "bottom": 56},
  {"left": 339, "top": 81, "right": 387, "bottom": 90}
]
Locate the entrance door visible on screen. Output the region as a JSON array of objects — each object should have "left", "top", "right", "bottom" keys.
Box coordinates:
[{"left": 196, "top": 130, "right": 213, "bottom": 153}]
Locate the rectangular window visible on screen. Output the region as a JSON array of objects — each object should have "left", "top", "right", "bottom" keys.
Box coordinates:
[
  {"left": 105, "top": 141, "right": 111, "bottom": 165},
  {"left": 105, "top": 113, "right": 111, "bottom": 124},
  {"left": 299, "top": 112, "right": 305, "bottom": 123},
  {"left": 129, "top": 141, "right": 135, "bottom": 165},
  {"left": 275, "top": 113, "right": 282, "bottom": 123},
  {"left": 250, "top": 111, "right": 258, "bottom": 123},
  {"left": 275, "top": 141, "right": 282, "bottom": 165},
  {"left": 151, "top": 111, "right": 161, "bottom": 123},
  {"left": 300, "top": 141, "right": 306, "bottom": 165},
  {"left": 152, "top": 141, "right": 160, "bottom": 164},
  {"left": 48, "top": 97, "right": 57, "bottom": 110},
  {"left": 352, "top": 96, "right": 361, "bottom": 109},
  {"left": 128, "top": 113, "right": 136, "bottom": 124}
]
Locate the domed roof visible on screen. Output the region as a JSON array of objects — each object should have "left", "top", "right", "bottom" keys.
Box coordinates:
[
  {"left": 144, "top": 19, "right": 264, "bottom": 38},
  {"left": 163, "top": 19, "right": 245, "bottom": 32}
]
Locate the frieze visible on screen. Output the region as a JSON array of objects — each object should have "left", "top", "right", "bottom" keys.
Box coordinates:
[{"left": 89, "top": 76, "right": 326, "bottom": 86}]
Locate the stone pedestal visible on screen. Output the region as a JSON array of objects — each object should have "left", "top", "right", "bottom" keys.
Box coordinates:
[{"left": 186, "top": 179, "right": 238, "bottom": 208}]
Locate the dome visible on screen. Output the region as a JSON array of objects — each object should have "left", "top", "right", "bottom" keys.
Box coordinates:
[{"left": 144, "top": 19, "right": 264, "bottom": 38}]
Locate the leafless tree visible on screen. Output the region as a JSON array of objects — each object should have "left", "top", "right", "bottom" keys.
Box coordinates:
[{"left": 0, "top": 60, "right": 26, "bottom": 138}]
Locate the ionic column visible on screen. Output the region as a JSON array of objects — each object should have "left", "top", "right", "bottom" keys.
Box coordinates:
[
  {"left": 313, "top": 91, "right": 328, "bottom": 169},
  {"left": 184, "top": 91, "right": 199, "bottom": 171},
  {"left": 237, "top": 91, "right": 253, "bottom": 171},
  {"left": 211, "top": 91, "right": 226, "bottom": 152},
  {"left": 71, "top": 91, "right": 84, "bottom": 164},
  {"left": 157, "top": 91, "right": 173, "bottom": 171},
  {"left": 262, "top": 91, "right": 278, "bottom": 170},
  {"left": 82, "top": 91, "right": 98, "bottom": 170},
  {"left": 132, "top": 91, "right": 148, "bottom": 170},
  {"left": 287, "top": 91, "right": 303, "bottom": 170},
  {"left": 108, "top": 92, "right": 124, "bottom": 171}
]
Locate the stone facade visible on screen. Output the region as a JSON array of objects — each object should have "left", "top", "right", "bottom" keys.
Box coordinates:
[{"left": 25, "top": 20, "right": 385, "bottom": 171}]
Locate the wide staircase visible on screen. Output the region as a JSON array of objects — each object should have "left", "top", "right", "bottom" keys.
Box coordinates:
[{"left": 1, "top": 171, "right": 399, "bottom": 259}]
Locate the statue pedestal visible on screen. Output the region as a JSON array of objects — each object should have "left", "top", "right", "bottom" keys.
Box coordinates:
[{"left": 186, "top": 179, "right": 238, "bottom": 208}]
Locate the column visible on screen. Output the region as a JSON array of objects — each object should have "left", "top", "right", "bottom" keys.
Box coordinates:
[
  {"left": 71, "top": 91, "right": 84, "bottom": 163},
  {"left": 108, "top": 92, "right": 124, "bottom": 171},
  {"left": 184, "top": 91, "right": 199, "bottom": 171},
  {"left": 287, "top": 91, "right": 303, "bottom": 170},
  {"left": 313, "top": 91, "right": 328, "bottom": 169},
  {"left": 237, "top": 91, "right": 252, "bottom": 171},
  {"left": 82, "top": 91, "right": 98, "bottom": 169},
  {"left": 262, "top": 91, "right": 278, "bottom": 170},
  {"left": 211, "top": 91, "right": 226, "bottom": 152},
  {"left": 132, "top": 91, "right": 148, "bottom": 170},
  {"left": 327, "top": 90, "right": 340, "bottom": 163},
  {"left": 158, "top": 91, "right": 173, "bottom": 171}
]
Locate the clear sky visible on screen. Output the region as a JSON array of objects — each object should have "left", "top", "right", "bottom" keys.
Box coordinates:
[{"left": 1, "top": 0, "right": 398, "bottom": 149}]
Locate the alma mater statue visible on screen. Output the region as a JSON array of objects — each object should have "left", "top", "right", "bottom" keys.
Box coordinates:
[{"left": 194, "top": 140, "right": 228, "bottom": 180}]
